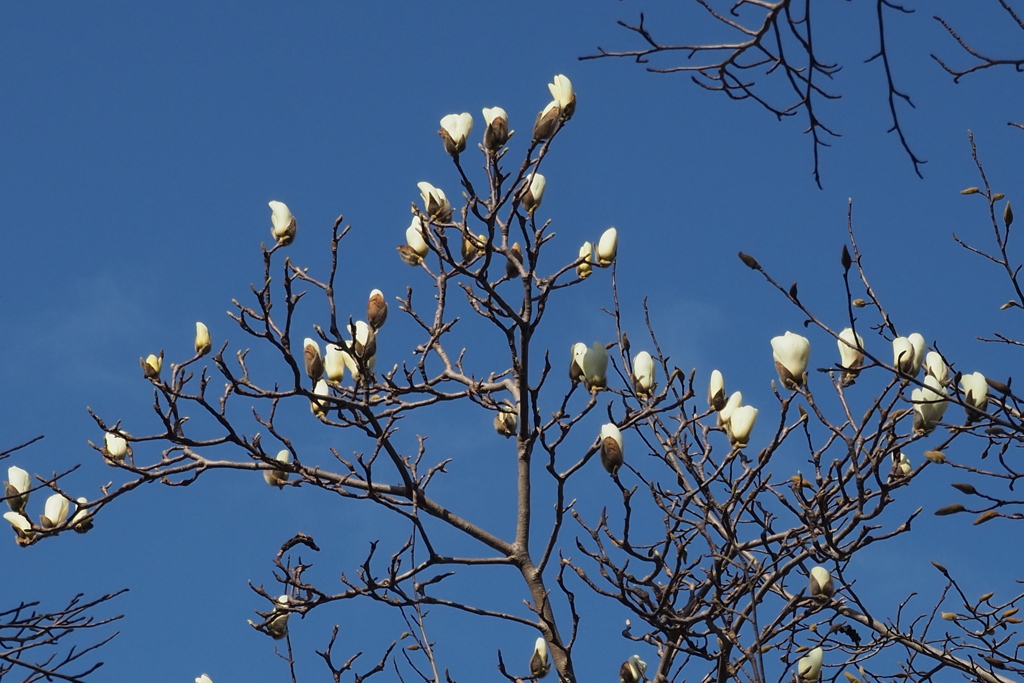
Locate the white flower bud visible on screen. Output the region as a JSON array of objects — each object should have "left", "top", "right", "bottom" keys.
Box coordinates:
[
  {"left": 482, "top": 107, "right": 509, "bottom": 150},
  {"left": 303, "top": 338, "right": 323, "bottom": 382},
  {"left": 417, "top": 182, "right": 452, "bottom": 222},
  {"left": 708, "top": 370, "right": 726, "bottom": 411},
  {"left": 264, "top": 449, "right": 291, "bottom": 488},
  {"left": 911, "top": 375, "right": 948, "bottom": 435},
  {"left": 632, "top": 351, "right": 656, "bottom": 397},
  {"left": 548, "top": 74, "right": 576, "bottom": 120},
  {"left": 195, "top": 322, "right": 212, "bottom": 356},
  {"left": 797, "top": 647, "right": 823, "bottom": 682},
  {"left": 597, "top": 227, "right": 618, "bottom": 266},
  {"left": 40, "top": 494, "right": 70, "bottom": 529},
  {"left": 960, "top": 371, "right": 989, "bottom": 420},
  {"left": 581, "top": 341, "right": 608, "bottom": 392},
  {"left": 439, "top": 112, "right": 473, "bottom": 156},
  {"left": 5, "top": 466, "right": 30, "bottom": 514},
  {"left": 809, "top": 566, "right": 834, "bottom": 598},
  {"left": 268, "top": 200, "right": 296, "bottom": 246},
  {"left": 771, "top": 331, "right": 810, "bottom": 389},
  {"left": 522, "top": 173, "right": 546, "bottom": 213},
  {"left": 530, "top": 637, "right": 551, "bottom": 678},
  {"left": 577, "top": 242, "right": 593, "bottom": 279},
  {"left": 3, "top": 511, "right": 33, "bottom": 545},
  {"left": 727, "top": 405, "right": 758, "bottom": 447},
  {"left": 599, "top": 423, "right": 624, "bottom": 474},
  {"left": 924, "top": 351, "right": 949, "bottom": 384}
]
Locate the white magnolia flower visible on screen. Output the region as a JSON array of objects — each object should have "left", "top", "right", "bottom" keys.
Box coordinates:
[
  {"left": 727, "top": 405, "right": 758, "bottom": 447},
  {"left": 40, "top": 494, "right": 70, "bottom": 529},
  {"left": 264, "top": 449, "right": 291, "bottom": 488},
  {"left": 596, "top": 227, "right": 618, "bottom": 266},
  {"left": 522, "top": 173, "right": 546, "bottom": 213},
  {"left": 303, "top": 338, "right": 324, "bottom": 382},
  {"left": 324, "top": 343, "right": 348, "bottom": 382},
  {"left": 104, "top": 432, "right": 129, "bottom": 462},
  {"left": 368, "top": 289, "right": 388, "bottom": 330},
  {"left": 533, "top": 100, "right": 560, "bottom": 140},
  {"left": 141, "top": 351, "right": 163, "bottom": 380},
  {"left": 771, "top": 331, "right": 811, "bottom": 389},
  {"left": 577, "top": 242, "right": 593, "bottom": 279},
  {"left": 417, "top": 182, "right": 452, "bottom": 222},
  {"left": 310, "top": 379, "right": 330, "bottom": 418},
  {"left": 5, "top": 466, "right": 30, "bottom": 514},
  {"left": 3, "top": 511, "right": 33, "bottom": 545},
  {"left": 343, "top": 322, "right": 377, "bottom": 384},
  {"left": 892, "top": 451, "right": 912, "bottom": 479},
  {"left": 548, "top": 74, "right": 576, "bottom": 119},
  {"left": 718, "top": 391, "right": 742, "bottom": 427},
  {"left": 797, "top": 647, "right": 823, "bottom": 682},
  {"left": 569, "top": 342, "right": 588, "bottom": 383},
  {"left": 530, "top": 637, "right": 551, "bottom": 678},
  {"left": 581, "top": 341, "right": 608, "bottom": 392},
  {"left": 894, "top": 333, "right": 926, "bottom": 376},
  {"left": 439, "top": 112, "right": 473, "bottom": 156},
  {"left": 620, "top": 655, "right": 647, "bottom": 683},
  {"left": 196, "top": 675, "right": 214, "bottom": 683},
  {"left": 911, "top": 375, "right": 949, "bottom": 434},
  {"left": 632, "top": 351, "right": 656, "bottom": 397},
  {"left": 837, "top": 328, "right": 864, "bottom": 386},
  {"left": 494, "top": 408, "right": 517, "bottom": 438},
  {"left": 708, "top": 370, "right": 726, "bottom": 411},
  {"left": 269, "top": 200, "right": 296, "bottom": 246},
  {"left": 195, "top": 322, "right": 212, "bottom": 356},
  {"left": 71, "top": 497, "right": 93, "bottom": 534},
  {"left": 809, "top": 566, "right": 835, "bottom": 598},
  {"left": 482, "top": 106, "right": 509, "bottom": 150},
  {"left": 405, "top": 216, "right": 430, "bottom": 261},
  {"left": 960, "top": 371, "right": 989, "bottom": 419},
  {"left": 924, "top": 351, "right": 949, "bottom": 384},
  {"left": 600, "top": 423, "right": 624, "bottom": 474}
]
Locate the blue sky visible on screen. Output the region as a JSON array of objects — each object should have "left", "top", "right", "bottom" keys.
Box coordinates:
[{"left": 2, "top": 2, "right": 1023, "bottom": 681}]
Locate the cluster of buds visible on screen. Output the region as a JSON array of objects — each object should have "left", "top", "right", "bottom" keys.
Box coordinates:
[
  {"left": 709, "top": 372, "right": 758, "bottom": 447},
  {"left": 575, "top": 228, "right": 618, "bottom": 278},
  {"left": 3, "top": 467, "right": 92, "bottom": 545}
]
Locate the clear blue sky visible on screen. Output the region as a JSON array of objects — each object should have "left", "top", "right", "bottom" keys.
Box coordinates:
[{"left": 1, "top": 2, "right": 1022, "bottom": 681}]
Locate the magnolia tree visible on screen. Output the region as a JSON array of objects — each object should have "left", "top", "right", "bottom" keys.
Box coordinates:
[{"left": 5, "top": 75, "right": 1024, "bottom": 683}]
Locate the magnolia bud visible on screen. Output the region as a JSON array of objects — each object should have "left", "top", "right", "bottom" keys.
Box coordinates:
[
  {"left": 367, "top": 289, "right": 388, "bottom": 331},
  {"left": 632, "top": 351, "right": 656, "bottom": 397},
  {"left": 797, "top": 647, "right": 823, "bottom": 682},
  {"left": 482, "top": 107, "right": 509, "bottom": 151},
  {"left": 104, "top": 431, "right": 130, "bottom": 463},
  {"left": 533, "top": 100, "right": 560, "bottom": 141},
  {"left": 582, "top": 341, "right": 608, "bottom": 392},
  {"left": 417, "top": 182, "right": 452, "bottom": 223},
  {"left": 600, "top": 423, "right": 624, "bottom": 475},
  {"left": 40, "top": 493, "right": 70, "bottom": 529},
  {"left": 264, "top": 449, "right": 291, "bottom": 488},
  {"left": 310, "top": 379, "right": 330, "bottom": 418},
  {"left": 960, "top": 371, "right": 989, "bottom": 421},
  {"left": 809, "top": 566, "right": 834, "bottom": 598},
  {"left": 268, "top": 200, "right": 296, "bottom": 246},
  {"left": 5, "top": 466, "right": 30, "bottom": 514},
  {"left": 71, "top": 497, "right": 94, "bottom": 534},
  {"left": 303, "top": 338, "right": 324, "bottom": 382},
  {"left": 577, "top": 242, "right": 593, "bottom": 279},
  {"left": 597, "top": 227, "right": 618, "bottom": 266},
  {"left": 494, "top": 408, "right": 517, "bottom": 438},
  {"left": 3, "top": 511, "right": 33, "bottom": 546},
  {"left": 506, "top": 243, "right": 524, "bottom": 279},
  {"left": 548, "top": 74, "right": 576, "bottom": 120},
  {"left": 771, "top": 331, "right": 810, "bottom": 390},
  {"left": 569, "top": 342, "right": 587, "bottom": 384},
  {"left": 522, "top": 173, "right": 546, "bottom": 213},
  {"left": 837, "top": 328, "right": 864, "bottom": 387},
  {"left": 708, "top": 370, "right": 726, "bottom": 411},
  {"left": 727, "top": 405, "right": 758, "bottom": 447},
  {"left": 911, "top": 375, "right": 948, "bottom": 435},
  {"left": 438, "top": 112, "right": 473, "bottom": 156},
  {"left": 530, "top": 637, "right": 551, "bottom": 678},
  {"left": 140, "top": 350, "right": 164, "bottom": 380},
  {"left": 195, "top": 322, "right": 212, "bottom": 356}
]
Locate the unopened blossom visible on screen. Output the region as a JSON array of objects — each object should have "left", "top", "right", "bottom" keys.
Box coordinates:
[
  {"left": 324, "top": 343, "right": 348, "bottom": 382},
  {"left": 40, "top": 494, "right": 69, "bottom": 529},
  {"left": 718, "top": 391, "right": 742, "bottom": 427},
  {"left": 351, "top": 320, "right": 376, "bottom": 361},
  {"left": 771, "top": 331, "right": 810, "bottom": 389},
  {"left": 5, "top": 466, "right": 30, "bottom": 514},
  {"left": 310, "top": 379, "right": 330, "bottom": 418},
  {"left": 71, "top": 497, "right": 93, "bottom": 534},
  {"left": 708, "top": 370, "right": 726, "bottom": 411},
  {"left": 530, "top": 637, "right": 551, "bottom": 678},
  {"left": 596, "top": 227, "right": 618, "bottom": 266},
  {"left": 837, "top": 328, "right": 864, "bottom": 386},
  {"left": 911, "top": 375, "right": 948, "bottom": 435},
  {"left": 797, "top": 647, "right": 823, "bottom": 682},
  {"left": 892, "top": 452, "right": 912, "bottom": 479},
  {"left": 632, "top": 351, "right": 656, "bottom": 397},
  {"left": 548, "top": 74, "right": 576, "bottom": 120},
  {"left": 462, "top": 232, "right": 486, "bottom": 262},
  {"left": 494, "top": 408, "right": 517, "bottom": 438},
  {"left": 582, "top": 341, "right": 608, "bottom": 392},
  {"left": 104, "top": 431, "right": 129, "bottom": 463},
  {"left": 960, "top": 371, "right": 989, "bottom": 420},
  {"left": 506, "top": 243, "right": 523, "bottom": 279},
  {"left": 620, "top": 655, "right": 647, "bottom": 683},
  {"left": 196, "top": 675, "right": 214, "bottom": 683},
  {"left": 303, "top": 338, "right": 324, "bottom": 382},
  {"left": 522, "top": 173, "right": 546, "bottom": 213},
  {"left": 894, "top": 333, "right": 926, "bottom": 376},
  {"left": 368, "top": 289, "right": 388, "bottom": 330},
  {"left": 809, "top": 566, "right": 835, "bottom": 598},
  {"left": 439, "top": 112, "right": 473, "bottom": 156},
  {"left": 3, "top": 511, "right": 33, "bottom": 546},
  {"left": 268, "top": 200, "right": 296, "bottom": 246},
  {"left": 417, "top": 182, "right": 452, "bottom": 222},
  {"left": 195, "top": 322, "right": 212, "bottom": 356},
  {"left": 141, "top": 350, "right": 164, "bottom": 380},
  {"left": 727, "top": 405, "right": 758, "bottom": 447},
  {"left": 482, "top": 106, "right": 509, "bottom": 150},
  {"left": 533, "top": 100, "right": 560, "bottom": 141},
  {"left": 403, "top": 216, "right": 430, "bottom": 264},
  {"left": 924, "top": 351, "right": 949, "bottom": 384},
  {"left": 264, "top": 449, "right": 291, "bottom": 488},
  {"left": 600, "top": 423, "right": 624, "bottom": 475},
  {"left": 569, "top": 342, "right": 587, "bottom": 384},
  {"left": 577, "top": 242, "right": 593, "bottom": 279},
  {"left": 265, "top": 595, "right": 290, "bottom": 640}
]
